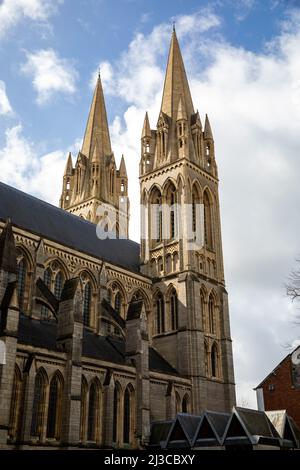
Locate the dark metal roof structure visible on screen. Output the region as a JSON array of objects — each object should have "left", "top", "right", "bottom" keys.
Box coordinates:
[
  {"left": 165, "top": 413, "right": 202, "bottom": 448},
  {"left": 148, "top": 421, "right": 174, "bottom": 448},
  {"left": 17, "top": 314, "right": 178, "bottom": 375},
  {"left": 205, "top": 410, "right": 231, "bottom": 439},
  {"left": 266, "top": 410, "right": 300, "bottom": 449},
  {"left": 150, "top": 407, "right": 300, "bottom": 450},
  {"left": 223, "top": 407, "right": 281, "bottom": 448},
  {"left": 192, "top": 411, "right": 231, "bottom": 448},
  {"left": 0, "top": 182, "right": 140, "bottom": 273}
]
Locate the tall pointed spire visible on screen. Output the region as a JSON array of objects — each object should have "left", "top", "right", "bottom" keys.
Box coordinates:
[
  {"left": 81, "top": 74, "right": 112, "bottom": 160},
  {"left": 160, "top": 29, "right": 194, "bottom": 120},
  {"left": 204, "top": 114, "right": 213, "bottom": 140},
  {"left": 142, "top": 112, "right": 151, "bottom": 138}
]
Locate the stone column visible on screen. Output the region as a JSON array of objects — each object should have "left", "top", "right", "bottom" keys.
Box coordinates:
[
  {"left": 31, "top": 239, "right": 46, "bottom": 319},
  {"left": 166, "top": 381, "right": 176, "bottom": 419},
  {"left": 18, "top": 356, "right": 36, "bottom": 444},
  {"left": 56, "top": 278, "right": 83, "bottom": 447},
  {"left": 125, "top": 300, "right": 150, "bottom": 448},
  {"left": 103, "top": 370, "right": 115, "bottom": 447},
  {"left": 0, "top": 221, "right": 19, "bottom": 447}
]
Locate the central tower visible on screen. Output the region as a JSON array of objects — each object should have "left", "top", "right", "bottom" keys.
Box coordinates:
[
  {"left": 140, "top": 29, "right": 236, "bottom": 413},
  {"left": 60, "top": 74, "right": 129, "bottom": 238}
]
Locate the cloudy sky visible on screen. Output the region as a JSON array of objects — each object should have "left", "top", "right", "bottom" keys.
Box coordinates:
[{"left": 1, "top": 0, "right": 300, "bottom": 407}]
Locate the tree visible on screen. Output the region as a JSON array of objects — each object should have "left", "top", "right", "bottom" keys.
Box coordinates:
[{"left": 286, "top": 258, "right": 300, "bottom": 325}]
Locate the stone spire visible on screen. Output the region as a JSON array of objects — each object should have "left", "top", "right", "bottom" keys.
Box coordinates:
[
  {"left": 142, "top": 112, "right": 151, "bottom": 138},
  {"left": 119, "top": 155, "right": 127, "bottom": 176},
  {"left": 64, "top": 152, "right": 73, "bottom": 175},
  {"left": 204, "top": 114, "right": 213, "bottom": 140},
  {"left": 81, "top": 74, "right": 112, "bottom": 160},
  {"left": 160, "top": 29, "right": 194, "bottom": 121}
]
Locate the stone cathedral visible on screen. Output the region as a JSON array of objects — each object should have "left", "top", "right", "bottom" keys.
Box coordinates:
[{"left": 0, "top": 30, "right": 235, "bottom": 449}]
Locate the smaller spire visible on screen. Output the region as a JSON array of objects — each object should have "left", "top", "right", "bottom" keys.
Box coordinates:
[
  {"left": 142, "top": 112, "right": 151, "bottom": 138},
  {"left": 172, "top": 21, "right": 176, "bottom": 32},
  {"left": 0, "top": 219, "right": 17, "bottom": 274},
  {"left": 64, "top": 152, "right": 73, "bottom": 175},
  {"left": 119, "top": 155, "right": 127, "bottom": 176},
  {"left": 204, "top": 114, "right": 213, "bottom": 140},
  {"left": 177, "top": 96, "right": 187, "bottom": 121}
]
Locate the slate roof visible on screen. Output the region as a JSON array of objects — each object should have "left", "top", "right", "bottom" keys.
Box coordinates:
[
  {"left": 17, "top": 315, "right": 178, "bottom": 376},
  {"left": 223, "top": 407, "right": 281, "bottom": 447},
  {"left": 205, "top": 411, "right": 231, "bottom": 439},
  {"left": 150, "top": 409, "right": 300, "bottom": 449},
  {"left": 176, "top": 414, "right": 202, "bottom": 443},
  {"left": 0, "top": 182, "right": 140, "bottom": 273}
]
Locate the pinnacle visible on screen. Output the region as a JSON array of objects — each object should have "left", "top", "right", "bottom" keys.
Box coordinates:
[{"left": 142, "top": 112, "right": 151, "bottom": 138}]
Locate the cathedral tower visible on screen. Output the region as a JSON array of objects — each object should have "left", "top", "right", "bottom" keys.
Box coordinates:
[
  {"left": 60, "top": 74, "right": 129, "bottom": 238},
  {"left": 140, "top": 30, "right": 235, "bottom": 413}
]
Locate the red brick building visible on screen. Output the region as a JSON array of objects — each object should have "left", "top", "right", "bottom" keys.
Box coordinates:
[{"left": 255, "top": 347, "right": 300, "bottom": 428}]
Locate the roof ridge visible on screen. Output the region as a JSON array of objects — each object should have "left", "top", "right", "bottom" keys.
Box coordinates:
[{"left": 0, "top": 181, "right": 139, "bottom": 247}]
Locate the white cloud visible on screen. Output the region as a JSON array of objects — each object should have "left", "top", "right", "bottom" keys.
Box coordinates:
[
  {"left": 0, "top": 0, "right": 63, "bottom": 39},
  {"left": 94, "top": 10, "right": 300, "bottom": 408},
  {"left": 0, "top": 80, "right": 13, "bottom": 115},
  {"left": 21, "top": 49, "right": 78, "bottom": 104},
  {"left": 0, "top": 124, "right": 78, "bottom": 204}
]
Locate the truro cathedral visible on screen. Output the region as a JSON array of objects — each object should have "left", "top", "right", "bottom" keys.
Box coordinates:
[{"left": 0, "top": 30, "right": 235, "bottom": 449}]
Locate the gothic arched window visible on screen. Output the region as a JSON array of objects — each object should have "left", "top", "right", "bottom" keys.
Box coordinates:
[
  {"left": 200, "top": 290, "right": 206, "bottom": 331},
  {"left": 170, "top": 289, "right": 178, "bottom": 331},
  {"left": 8, "top": 366, "right": 22, "bottom": 440},
  {"left": 87, "top": 381, "right": 99, "bottom": 442},
  {"left": 168, "top": 186, "right": 177, "bottom": 239},
  {"left": 156, "top": 197, "right": 162, "bottom": 242},
  {"left": 54, "top": 271, "right": 63, "bottom": 300},
  {"left": 80, "top": 377, "right": 88, "bottom": 442},
  {"left": 208, "top": 294, "right": 215, "bottom": 334},
  {"left": 211, "top": 343, "right": 218, "bottom": 378},
  {"left": 155, "top": 293, "right": 165, "bottom": 334},
  {"left": 115, "top": 291, "right": 122, "bottom": 316},
  {"left": 204, "top": 191, "right": 213, "bottom": 250},
  {"left": 31, "top": 371, "right": 47, "bottom": 438},
  {"left": 83, "top": 282, "right": 92, "bottom": 327},
  {"left": 150, "top": 187, "right": 162, "bottom": 244},
  {"left": 17, "top": 258, "right": 27, "bottom": 310},
  {"left": 44, "top": 267, "right": 51, "bottom": 288},
  {"left": 123, "top": 387, "right": 131, "bottom": 445},
  {"left": 182, "top": 395, "right": 189, "bottom": 413},
  {"left": 192, "top": 185, "right": 201, "bottom": 236},
  {"left": 46, "top": 374, "right": 62, "bottom": 440},
  {"left": 204, "top": 342, "right": 209, "bottom": 377},
  {"left": 113, "top": 384, "right": 120, "bottom": 443}
]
